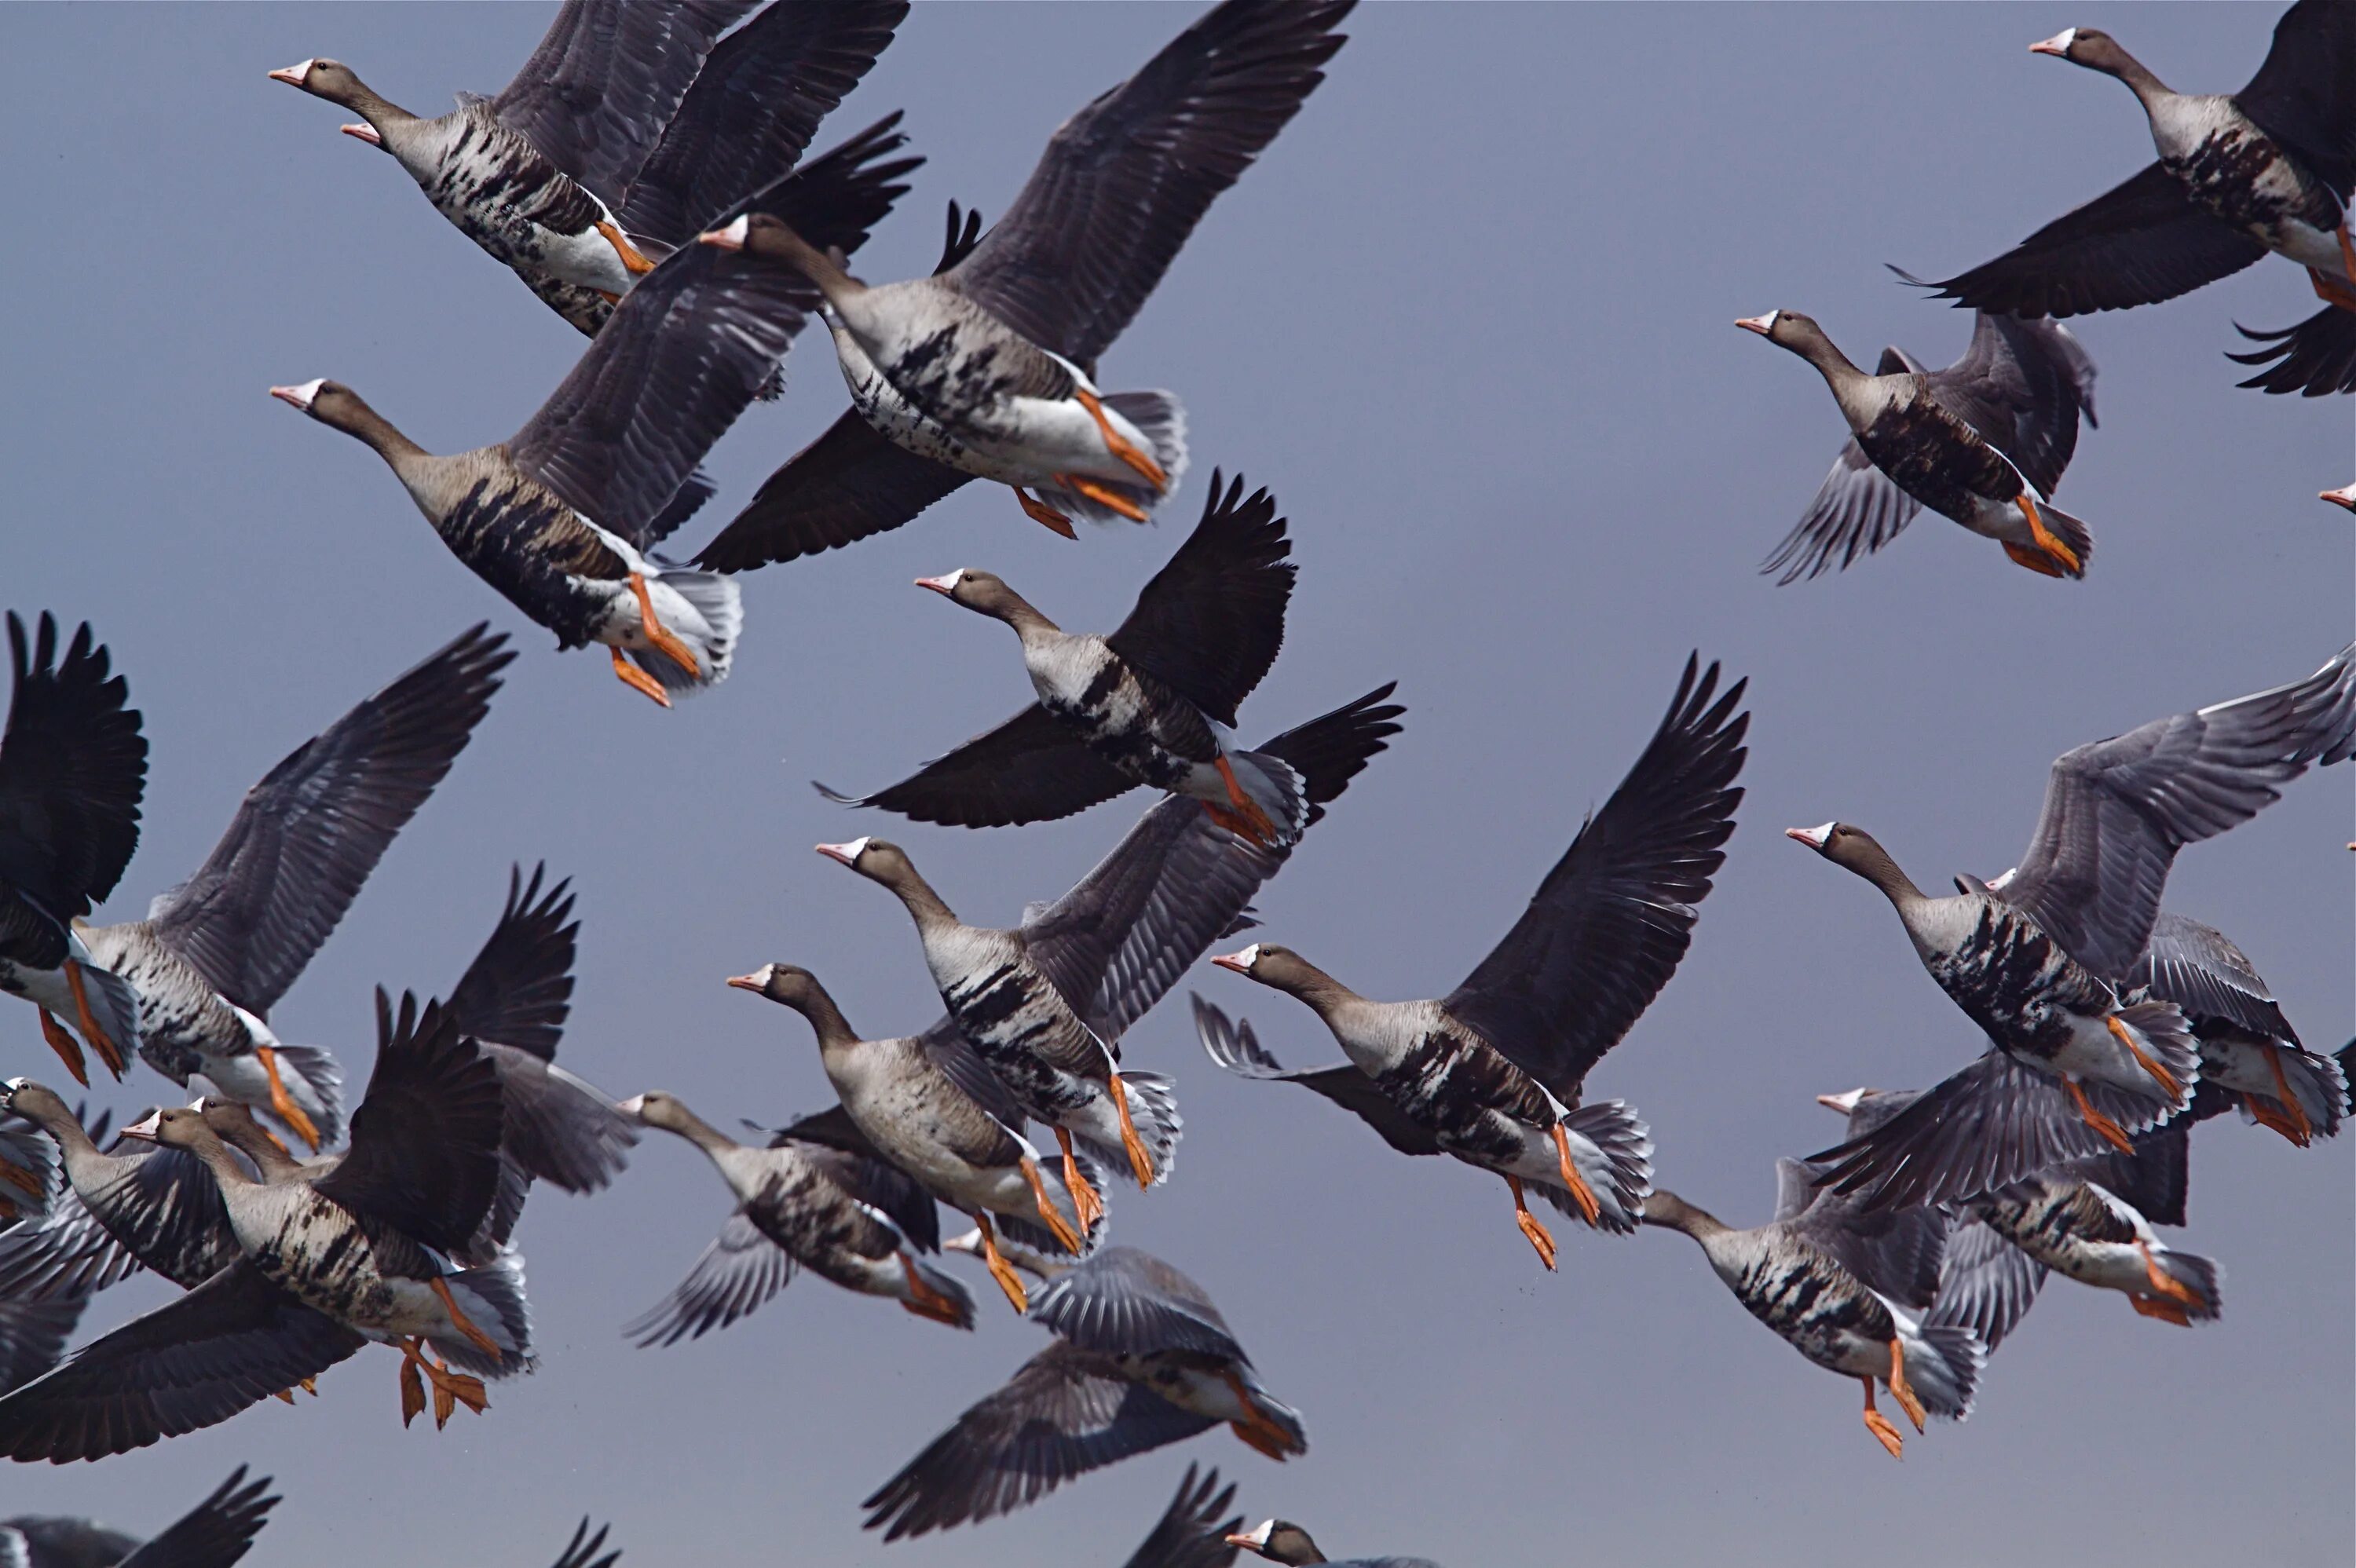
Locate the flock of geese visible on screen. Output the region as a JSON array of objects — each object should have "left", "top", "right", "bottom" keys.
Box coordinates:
[{"left": 2, "top": 0, "right": 2354, "bottom": 1561}]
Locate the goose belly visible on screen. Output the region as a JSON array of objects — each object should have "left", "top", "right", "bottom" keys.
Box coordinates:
[
  {"left": 75, "top": 929, "right": 247, "bottom": 1082},
  {"left": 405, "top": 115, "right": 635, "bottom": 291},
  {"left": 1371, "top": 1040, "right": 1531, "bottom": 1166},
  {"left": 1919, "top": 904, "right": 2087, "bottom": 1058},
  {"left": 932, "top": 956, "right": 1099, "bottom": 1109},
  {"left": 240, "top": 1191, "right": 409, "bottom": 1330},
  {"left": 1857, "top": 406, "right": 2016, "bottom": 524},
  {"left": 434, "top": 478, "right": 626, "bottom": 648},
  {"left": 1977, "top": 1187, "right": 2135, "bottom": 1288},
  {"left": 1728, "top": 1249, "right": 1890, "bottom": 1373},
  {"left": 1031, "top": 653, "right": 1202, "bottom": 789},
  {"left": 2160, "top": 112, "right": 2343, "bottom": 252}
]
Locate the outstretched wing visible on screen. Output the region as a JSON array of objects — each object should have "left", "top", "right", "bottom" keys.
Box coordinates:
[
  {"left": 117, "top": 1464, "right": 280, "bottom": 1568},
  {"left": 1106, "top": 471, "right": 1295, "bottom": 725},
  {"left": 623, "top": 1210, "right": 793, "bottom": 1347},
  {"left": 693, "top": 411, "right": 974, "bottom": 572},
  {"left": 818, "top": 705, "right": 1135, "bottom": 831},
  {"left": 313, "top": 992, "right": 504, "bottom": 1255},
  {"left": 1193, "top": 993, "right": 1443, "bottom": 1157},
  {"left": 444, "top": 863, "right": 580, "bottom": 1061},
  {"left": 1118, "top": 1465, "right": 1242, "bottom": 1568},
  {"left": 2234, "top": 0, "right": 2356, "bottom": 192},
  {"left": 0, "top": 613, "right": 147, "bottom": 919}
]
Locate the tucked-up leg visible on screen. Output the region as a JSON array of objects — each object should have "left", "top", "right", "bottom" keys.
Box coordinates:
[
  {"left": 428, "top": 1276, "right": 503, "bottom": 1362},
  {"left": 2013, "top": 494, "right": 2081, "bottom": 576},
  {"left": 1106, "top": 1073, "right": 1157, "bottom": 1189},
  {"left": 1072, "top": 387, "right": 1168, "bottom": 488},
  {"left": 1223, "top": 1369, "right": 1296, "bottom": 1459},
  {"left": 898, "top": 1252, "right": 965, "bottom": 1325},
  {"left": 627, "top": 573, "right": 702, "bottom": 679},
  {"left": 1886, "top": 1337, "right": 1926, "bottom": 1432},
  {"left": 595, "top": 219, "right": 657, "bottom": 276},
  {"left": 37, "top": 1011, "right": 88, "bottom": 1087},
  {"left": 253, "top": 1045, "right": 324, "bottom": 1151},
  {"left": 2246, "top": 1044, "right": 2314, "bottom": 1146},
  {"left": 61, "top": 962, "right": 125, "bottom": 1077},
  {"left": 1019, "top": 1153, "right": 1085, "bottom": 1255},
  {"left": 1059, "top": 476, "right": 1151, "bottom": 522},
  {"left": 2064, "top": 1076, "right": 2135, "bottom": 1154},
  {"left": 1051, "top": 1128, "right": 1103, "bottom": 1233},
  {"left": 2104, "top": 1014, "right": 2182, "bottom": 1100},
  {"left": 1549, "top": 1123, "right": 1602, "bottom": 1226},
  {"left": 1012, "top": 486, "right": 1077, "bottom": 539},
  {"left": 972, "top": 1212, "right": 1029, "bottom": 1314},
  {"left": 609, "top": 647, "right": 672, "bottom": 708}
]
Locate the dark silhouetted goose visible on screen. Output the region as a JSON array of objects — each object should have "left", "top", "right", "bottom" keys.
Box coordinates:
[
  {"left": 726, "top": 964, "right": 1096, "bottom": 1314},
  {"left": 619, "top": 1091, "right": 973, "bottom": 1336},
  {"left": 0, "top": 995, "right": 525, "bottom": 1460},
  {"left": 1794, "top": 640, "right": 2356, "bottom": 1208},
  {"left": 0, "top": 614, "right": 147, "bottom": 1087},
  {"left": 693, "top": 0, "right": 1353, "bottom": 569},
  {"left": 273, "top": 124, "right": 914, "bottom": 705},
  {"left": 1225, "top": 1519, "right": 1440, "bottom": 1567},
  {"left": 1, "top": 1465, "right": 277, "bottom": 1568},
  {"left": 76, "top": 626, "right": 510, "bottom": 1150},
  {"left": 270, "top": 0, "right": 905, "bottom": 334},
  {"left": 1205, "top": 658, "right": 1747, "bottom": 1268},
  {"left": 1642, "top": 1162, "right": 1981, "bottom": 1461},
  {"left": 865, "top": 1243, "right": 1305, "bottom": 1539},
  {"left": 1922, "top": 3, "right": 2355, "bottom": 316},
  {"left": 1125, "top": 1467, "right": 1243, "bottom": 1568},
  {"left": 823, "top": 472, "right": 1302, "bottom": 844},
  {"left": 1743, "top": 306, "right": 2098, "bottom": 581}
]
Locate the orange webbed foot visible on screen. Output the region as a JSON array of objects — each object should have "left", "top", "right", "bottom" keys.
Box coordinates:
[
  {"left": 610, "top": 647, "right": 672, "bottom": 707},
  {"left": 254, "top": 1045, "right": 324, "bottom": 1151},
  {"left": 38, "top": 1011, "right": 89, "bottom": 1087},
  {"left": 1012, "top": 487, "right": 1077, "bottom": 538}
]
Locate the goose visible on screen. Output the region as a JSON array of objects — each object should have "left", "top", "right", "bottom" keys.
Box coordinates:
[
  {"left": 1124, "top": 1467, "right": 1243, "bottom": 1568},
  {"left": 825, "top": 473, "right": 1306, "bottom": 846},
  {"left": 1224, "top": 1520, "right": 1440, "bottom": 1567},
  {"left": 1790, "top": 639, "right": 2356, "bottom": 1201},
  {"left": 272, "top": 122, "right": 915, "bottom": 707},
  {"left": 619, "top": 1090, "right": 976, "bottom": 1336},
  {"left": 1921, "top": 4, "right": 2355, "bottom": 313},
  {"left": 0, "top": 614, "right": 147, "bottom": 1087},
  {"left": 1641, "top": 1164, "right": 1981, "bottom": 1461},
  {"left": 726, "top": 964, "right": 1098, "bottom": 1314},
  {"left": 1818, "top": 1087, "right": 2218, "bottom": 1334},
  {"left": 0, "top": 994, "right": 528, "bottom": 1460},
  {"left": 1741, "top": 307, "right": 2098, "bottom": 581},
  {"left": 75, "top": 625, "right": 510, "bottom": 1150},
  {"left": 864, "top": 1241, "right": 1306, "bottom": 1539},
  {"left": 1, "top": 1465, "right": 278, "bottom": 1568},
  {"left": 269, "top": 0, "right": 906, "bottom": 334},
  {"left": 693, "top": 0, "right": 1353, "bottom": 569},
  {"left": 2325, "top": 481, "right": 2356, "bottom": 510},
  {"left": 547, "top": 1520, "right": 622, "bottom": 1568},
  {"left": 0, "top": 1117, "right": 50, "bottom": 1227},
  {"left": 2131, "top": 911, "right": 2346, "bottom": 1146},
  {"left": 1205, "top": 657, "right": 1747, "bottom": 1268}
]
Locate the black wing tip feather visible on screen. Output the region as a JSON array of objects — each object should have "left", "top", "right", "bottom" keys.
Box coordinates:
[
  {"left": 1258, "top": 682, "right": 1403, "bottom": 824},
  {"left": 550, "top": 1519, "right": 622, "bottom": 1568}
]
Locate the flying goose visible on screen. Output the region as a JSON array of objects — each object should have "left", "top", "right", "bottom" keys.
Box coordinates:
[
  {"left": 1224, "top": 1520, "right": 1440, "bottom": 1567},
  {"left": 726, "top": 964, "right": 1098, "bottom": 1314},
  {"left": 1742, "top": 307, "right": 2098, "bottom": 581},
  {"left": 2131, "top": 911, "right": 2346, "bottom": 1146},
  {"left": 864, "top": 1242, "right": 1305, "bottom": 1539},
  {"left": 824, "top": 472, "right": 1302, "bottom": 844},
  {"left": 270, "top": 0, "right": 906, "bottom": 334},
  {"left": 0, "top": 994, "right": 527, "bottom": 1459},
  {"left": 693, "top": 0, "right": 1353, "bottom": 569},
  {"left": 273, "top": 122, "right": 915, "bottom": 706},
  {"left": 75, "top": 625, "right": 510, "bottom": 1150},
  {"left": 1791, "top": 640, "right": 2356, "bottom": 1204},
  {"left": 1205, "top": 657, "right": 1747, "bottom": 1268},
  {"left": 1125, "top": 1467, "right": 1244, "bottom": 1568},
  {"left": 620, "top": 1090, "right": 975, "bottom": 1337},
  {"left": 1, "top": 1465, "right": 278, "bottom": 1568},
  {"left": 1642, "top": 1164, "right": 1981, "bottom": 1461},
  {"left": 0, "top": 614, "right": 147, "bottom": 1087}
]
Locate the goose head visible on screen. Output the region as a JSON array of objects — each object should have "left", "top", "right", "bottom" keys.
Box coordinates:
[
  {"left": 814, "top": 837, "right": 934, "bottom": 903},
  {"left": 125, "top": 1104, "right": 230, "bottom": 1157},
  {"left": 698, "top": 214, "right": 861, "bottom": 288},
  {"left": 2320, "top": 483, "right": 2356, "bottom": 513},
  {"left": 0, "top": 1078, "right": 71, "bottom": 1131},
  {"left": 614, "top": 1091, "right": 697, "bottom": 1137},
  {"left": 1224, "top": 1521, "right": 1326, "bottom": 1564},
  {"left": 269, "top": 378, "right": 376, "bottom": 435},
  {"left": 1209, "top": 942, "right": 1335, "bottom": 1000},
  {"left": 2028, "top": 27, "right": 2169, "bottom": 96},
  {"left": 1736, "top": 309, "right": 1860, "bottom": 376},
  {"left": 1788, "top": 821, "right": 1926, "bottom": 905},
  {"left": 266, "top": 58, "right": 394, "bottom": 142}
]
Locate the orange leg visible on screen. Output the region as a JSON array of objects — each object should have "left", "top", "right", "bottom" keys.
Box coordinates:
[
  {"left": 1207, "top": 755, "right": 1283, "bottom": 848},
  {"left": 428, "top": 1276, "right": 503, "bottom": 1362},
  {"left": 2064, "top": 1076, "right": 2135, "bottom": 1154},
  {"left": 595, "top": 219, "right": 657, "bottom": 276},
  {"left": 393, "top": 1336, "right": 487, "bottom": 1430},
  {"left": 2137, "top": 1241, "right": 2201, "bottom": 1308},
  {"left": 1048, "top": 1130, "right": 1102, "bottom": 1233},
  {"left": 1223, "top": 1370, "right": 1296, "bottom": 1459},
  {"left": 971, "top": 1213, "right": 1029, "bottom": 1315},
  {"left": 2131, "top": 1295, "right": 2192, "bottom": 1326},
  {"left": 254, "top": 1045, "right": 324, "bottom": 1151},
  {"left": 1011, "top": 486, "right": 1078, "bottom": 538},
  {"left": 1019, "top": 1153, "right": 1086, "bottom": 1255},
  {"left": 2105, "top": 1014, "right": 2182, "bottom": 1100},
  {"left": 37, "top": 1011, "right": 89, "bottom": 1087},
  {"left": 1072, "top": 387, "right": 1168, "bottom": 488},
  {"left": 1059, "top": 475, "right": 1151, "bottom": 522},
  {"left": 2312, "top": 265, "right": 2356, "bottom": 313},
  {"left": 1506, "top": 1176, "right": 1558, "bottom": 1270},
  {"left": 2001, "top": 541, "right": 2067, "bottom": 578},
  {"left": 2248, "top": 1044, "right": 2315, "bottom": 1147},
  {"left": 61, "top": 962, "right": 125, "bottom": 1078},
  {"left": 2014, "top": 494, "right": 2081, "bottom": 576},
  {"left": 898, "top": 1253, "right": 966, "bottom": 1326},
  {"left": 627, "top": 572, "right": 702, "bottom": 679},
  {"left": 1106, "top": 1073, "right": 1157, "bottom": 1190},
  {"left": 1549, "top": 1123, "right": 1601, "bottom": 1226},
  {"left": 1886, "top": 1337, "right": 1926, "bottom": 1432},
  {"left": 1860, "top": 1378, "right": 1906, "bottom": 1460},
  {"left": 609, "top": 647, "right": 672, "bottom": 708}
]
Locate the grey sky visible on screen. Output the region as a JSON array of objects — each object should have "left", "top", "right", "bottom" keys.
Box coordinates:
[{"left": 2, "top": 2, "right": 2350, "bottom": 1563}]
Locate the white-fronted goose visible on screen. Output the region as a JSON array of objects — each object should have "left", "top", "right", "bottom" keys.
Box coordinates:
[
  {"left": 1125, "top": 1467, "right": 1243, "bottom": 1568},
  {"left": 1225, "top": 1520, "right": 1440, "bottom": 1567},
  {"left": 825, "top": 473, "right": 1303, "bottom": 843},
  {"left": 1922, "top": 2, "right": 2356, "bottom": 334},
  {"left": 270, "top": 0, "right": 905, "bottom": 334},
  {"left": 1205, "top": 658, "right": 1747, "bottom": 1267},
  {"left": 1792, "top": 640, "right": 2356, "bottom": 1204},
  {"left": 726, "top": 963, "right": 1097, "bottom": 1314},
  {"left": 617, "top": 1090, "right": 975, "bottom": 1336},
  {"left": 2325, "top": 481, "right": 2356, "bottom": 510},
  {"left": 0, "top": 614, "right": 147, "bottom": 1087},
  {"left": 0, "top": 994, "right": 527, "bottom": 1459},
  {"left": 2, "top": 1465, "right": 278, "bottom": 1568},
  {"left": 2132, "top": 911, "right": 2347, "bottom": 1145},
  {"left": 693, "top": 0, "right": 1353, "bottom": 568},
  {"left": 75, "top": 625, "right": 510, "bottom": 1150},
  {"left": 273, "top": 124, "right": 915, "bottom": 705},
  {"left": 547, "top": 1519, "right": 622, "bottom": 1568},
  {"left": 865, "top": 1243, "right": 1306, "bottom": 1539},
  {"left": 1743, "top": 307, "right": 2098, "bottom": 581},
  {"left": 1641, "top": 1163, "right": 1981, "bottom": 1461}
]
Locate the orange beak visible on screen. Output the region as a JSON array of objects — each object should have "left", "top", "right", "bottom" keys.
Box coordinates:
[
  {"left": 725, "top": 973, "right": 765, "bottom": 993},
  {"left": 814, "top": 842, "right": 862, "bottom": 868},
  {"left": 1736, "top": 314, "right": 1776, "bottom": 336},
  {"left": 340, "top": 122, "right": 382, "bottom": 146},
  {"left": 2029, "top": 31, "right": 2074, "bottom": 56},
  {"left": 913, "top": 575, "right": 958, "bottom": 596}
]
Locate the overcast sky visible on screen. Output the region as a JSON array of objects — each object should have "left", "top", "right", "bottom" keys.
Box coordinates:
[{"left": 2, "top": 3, "right": 2350, "bottom": 1563}]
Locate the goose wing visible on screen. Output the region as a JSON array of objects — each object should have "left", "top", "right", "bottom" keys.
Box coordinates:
[
  {"left": 1029, "top": 1245, "right": 1244, "bottom": 1362},
  {"left": 0, "top": 613, "right": 146, "bottom": 921},
  {"left": 1119, "top": 1465, "right": 1242, "bottom": 1568},
  {"left": 116, "top": 1465, "right": 280, "bottom": 1568},
  {"left": 312, "top": 993, "right": 504, "bottom": 1254},
  {"left": 2234, "top": 0, "right": 2356, "bottom": 192},
  {"left": 1924, "top": 309, "right": 2098, "bottom": 498},
  {"left": 1192, "top": 994, "right": 1443, "bottom": 1157},
  {"left": 623, "top": 1210, "right": 793, "bottom": 1347},
  {"left": 817, "top": 704, "right": 1135, "bottom": 831},
  {"left": 1106, "top": 473, "right": 1294, "bottom": 726}
]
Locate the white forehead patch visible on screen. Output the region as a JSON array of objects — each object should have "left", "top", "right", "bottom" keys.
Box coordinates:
[
  {"left": 1233, "top": 943, "right": 1262, "bottom": 969},
  {"left": 840, "top": 836, "right": 872, "bottom": 861},
  {"left": 273, "top": 378, "right": 325, "bottom": 410},
  {"left": 713, "top": 214, "right": 749, "bottom": 245}
]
